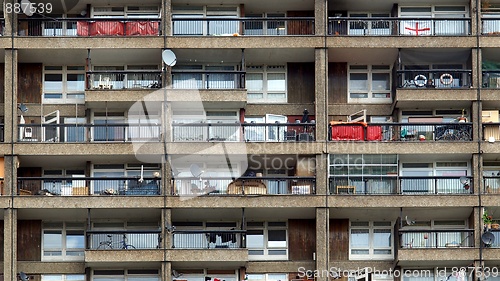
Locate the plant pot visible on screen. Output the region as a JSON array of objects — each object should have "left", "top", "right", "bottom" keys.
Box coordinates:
[
  {"left": 492, "top": 223, "right": 500, "bottom": 229},
  {"left": 486, "top": 223, "right": 492, "bottom": 229}
]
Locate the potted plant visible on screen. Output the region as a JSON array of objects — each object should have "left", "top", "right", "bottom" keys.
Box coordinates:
[
  {"left": 484, "top": 209, "right": 494, "bottom": 229},
  {"left": 458, "top": 109, "right": 467, "bottom": 122},
  {"left": 493, "top": 221, "right": 500, "bottom": 229}
]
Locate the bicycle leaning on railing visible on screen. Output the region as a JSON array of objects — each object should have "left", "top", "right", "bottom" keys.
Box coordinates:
[{"left": 97, "top": 233, "right": 136, "bottom": 249}]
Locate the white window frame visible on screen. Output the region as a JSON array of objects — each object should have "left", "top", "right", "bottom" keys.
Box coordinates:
[
  {"left": 43, "top": 66, "right": 85, "bottom": 104},
  {"left": 92, "top": 65, "right": 160, "bottom": 90},
  {"left": 42, "top": 274, "right": 85, "bottom": 281},
  {"left": 244, "top": 13, "right": 286, "bottom": 35},
  {"left": 42, "top": 222, "right": 85, "bottom": 261},
  {"left": 247, "top": 221, "right": 288, "bottom": 261},
  {"left": 247, "top": 65, "right": 287, "bottom": 103},
  {"left": 92, "top": 269, "right": 160, "bottom": 281},
  {"left": 172, "top": 64, "right": 238, "bottom": 89},
  {"left": 92, "top": 6, "right": 160, "bottom": 18},
  {"left": 41, "top": 14, "right": 78, "bottom": 36},
  {"left": 246, "top": 273, "right": 288, "bottom": 281},
  {"left": 399, "top": 6, "right": 468, "bottom": 35},
  {"left": 349, "top": 221, "right": 393, "bottom": 260},
  {"left": 180, "top": 271, "right": 237, "bottom": 281},
  {"left": 42, "top": 169, "right": 85, "bottom": 195},
  {"left": 348, "top": 65, "right": 392, "bottom": 104}
]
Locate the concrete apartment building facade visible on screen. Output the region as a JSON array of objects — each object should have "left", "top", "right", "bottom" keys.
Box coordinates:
[{"left": 0, "top": 0, "right": 498, "bottom": 281}]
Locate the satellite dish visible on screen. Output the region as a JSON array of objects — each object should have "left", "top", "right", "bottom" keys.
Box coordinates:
[
  {"left": 405, "top": 216, "right": 415, "bottom": 226},
  {"left": 172, "top": 270, "right": 183, "bottom": 278},
  {"left": 20, "top": 0, "right": 34, "bottom": 16},
  {"left": 18, "top": 103, "right": 28, "bottom": 113},
  {"left": 459, "top": 176, "right": 470, "bottom": 190},
  {"left": 482, "top": 231, "right": 496, "bottom": 245},
  {"left": 190, "top": 164, "right": 203, "bottom": 178},
  {"left": 19, "top": 272, "right": 29, "bottom": 281},
  {"left": 162, "top": 49, "right": 177, "bottom": 67}
]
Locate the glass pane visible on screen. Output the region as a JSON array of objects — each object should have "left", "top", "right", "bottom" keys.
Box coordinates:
[
  {"left": 247, "top": 73, "right": 263, "bottom": 91},
  {"left": 67, "top": 74, "right": 85, "bottom": 92},
  {"left": 350, "top": 73, "right": 368, "bottom": 90},
  {"left": 66, "top": 231, "right": 85, "bottom": 249},
  {"left": 372, "top": 73, "right": 390, "bottom": 90},
  {"left": 44, "top": 74, "right": 63, "bottom": 92},
  {"left": 247, "top": 230, "right": 264, "bottom": 248},
  {"left": 268, "top": 229, "right": 286, "bottom": 247},
  {"left": 44, "top": 230, "right": 62, "bottom": 248},
  {"left": 267, "top": 73, "right": 285, "bottom": 91},
  {"left": 373, "top": 229, "right": 391, "bottom": 247},
  {"left": 350, "top": 229, "right": 369, "bottom": 248}
]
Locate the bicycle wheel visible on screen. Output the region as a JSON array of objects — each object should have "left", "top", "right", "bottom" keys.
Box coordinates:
[
  {"left": 97, "top": 243, "right": 113, "bottom": 250},
  {"left": 124, "top": 244, "right": 136, "bottom": 249}
]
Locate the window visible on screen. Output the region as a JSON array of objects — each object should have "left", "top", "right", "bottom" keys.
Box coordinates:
[
  {"left": 401, "top": 220, "right": 468, "bottom": 248},
  {"left": 403, "top": 64, "right": 465, "bottom": 88},
  {"left": 92, "top": 6, "right": 160, "bottom": 18},
  {"left": 91, "top": 221, "right": 160, "bottom": 249},
  {"left": 172, "top": 110, "right": 240, "bottom": 142},
  {"left": 93, "top": 270, "right": 159, "bottom": 281},
  {"left": 247, "top": 65, "right": 286, "bottom": 103},
  {"left": 91, "top": 163, "right": 160, "bottom": 195},
  {"left": 42, "top": 275, "right": 85, "bottom": 281},
  {"left": 92, "top": 65, "right": 160, "bottom": 90},
  {"left": 329, "top": 154, "right": 398, "bottom": 194},
  {"left": 247, "top": 221, "right": 287, "bottom": 260},
  {"left": 42, "top": 169, "right": 85, "bottom": 195},
  {"left": 42, "top": 222, "right": 85, "bottom": 261},
  {"left": 350, "top": 221, "right": 393, "bottom": 260},
  {"left": 172, "top": 6, "right": 238, "bottom": 36},
  {"left": 42, "top": 14, "right": 77, "bottom": 36},
  {"left": 247, "top": 274, "right": 288, "bottom": 281},
  {"left": 180, "top": 271, "right": 237, "bottom": 281},
  {"left": 172, "top": 65, "right": 238, "bottom": 89},
  {"left": 43, "top": 66, "right": 85, "bottom": 104},
  {"left": 172, "top": 222, "right": 239, "bottom": 248},
  {"left": 348, "top": 13, "right": 390, "bottom": 36},
  {"left": 402, "top": 268, "right": 469, "bottom": 281},
  {"left": 244, "top": 114, "right": 287, "bottom": 142},
  {"left": 348, "top": 65, "right": 391, "bottom": 103}
]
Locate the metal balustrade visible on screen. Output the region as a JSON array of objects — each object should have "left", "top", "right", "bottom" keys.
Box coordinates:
[
  {"left": 329, "top": 123, "right": 472, "bottom": 142},
  {"left": 172, "top": 122, "right": 315, "bottom": 142},
  {"left": 17, "top": 176, "right": 161, "bottom": 196},
  {"left": 330, "top": 176, "right": 473, "bottom": 195},
  {"left": 328, "top": 17, "right": 471, "bottom": 36},
  {"left": 18, "top": 123, "right": 161, "bottom": 143},
  {"left": 18, "top": 18, "right": 161, "bottom": 36},
  {"left": 87, "top": 70, "right": 162, "bottom": 90},
  {"left": 172, "top": 17, "right": 314, "bottom": 36},
  {"left": 173, "top": 176, "right": 315, "bottom": 196},
  {"left": 87, "top": 230, "right": 162, "bottom": 250},
  {"left": 396, "top": 70, "right": 472, "bottom": 88},
  {"left": 171, "top": 70, "right": 246, "bottom": 89},
  {"left": 172, "top": 230, "right": 246, "bottom": 249},
  {"left": 399, "top": 229, "right": 474, "bottom": 248}
]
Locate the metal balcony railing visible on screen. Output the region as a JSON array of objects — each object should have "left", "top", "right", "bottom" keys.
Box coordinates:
[
  {"left": 171, "top": 70, "right": 246, "bottom": 89},
  {"left": 481, "top": 18, "right": 500, "bottom": 35},
  {"left": 172, "top": 230, "right": 246, "bottom": 249},
  {"left": 172, "top": 17, "right": 314, "bottom": 36},
  {"left": 329, "top": 123, "right": 472, "bottom": 142},
  {"left": 482, "top": 70, "right": 500, "bottom": 88},
  {"left": 17, "top": 176, "right": 161, "bottom": 196},
  {"left": 173, "top": 176, "right": 315, "bottom": 196},
  {"left": 330, "top": 176, "right": 473, "bottom": 195},
  {"left": 18, "top": 17, "right": 161, "bottom": 36},
  {"left": 86, "top": 70, "right": 162, "bottom": 90},
  {"left": 399, "top": 229, "right": 474, "bottom": 248},
  {"left": 87, "top": 230, "right": 162, "bottom": 250},
  {"left": 328, "top": 17, "right": 471, "bottom": 36},
  {"left": 487, "top": 229, "right": 500, "bottom": 248},
  {"left": 483, "top": 176, "right": 500, "bottom": 194},
  {"left": 172, "top": 122, "right": 315, "bottom": 142},
  {"left": 18, "top": 123, "right": 161, "bottom": 143},
  {"left": 396, "top": 70, "right": 472, "bottom": 88}
]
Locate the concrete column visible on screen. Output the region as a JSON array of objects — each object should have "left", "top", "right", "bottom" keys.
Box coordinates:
[
  {"left": 472, "top": 207, "right": 481, "bottom": 250},
  {"left": 4, "top": 209, "right": 17, "bottom": 281},
  {"left": 473, "top": 153, "right": 482, "bottom": 195},
  {"left": 162, "top": 261, "right": 172, "bottom": 281},
  {"left": 472, "top": 100, "right": 482, "bottom": 142},
  {"left": 162, "top": 208, "right": 172, "bottom": 248},
  {"left": 163, "top": 0, "right": 172, "bottom": 37},
  {"left": 315, "top": 48, "right": 328, "bottom": 142},
  {"left": 316, "top": 208, "right": 329, "bottom": 281},
  {"left": 315, "top": 154, "right": 328, "bottom": 195},
  {"left": 314, "top": 0, "right": 327, "bottom": 36},
  {"left": 472, "top": 48, "right": 480, "bottom": 89},
  {"left": 4, "top": 155, "right": 18, "bottom": 196},
  {"left": 4, "top": 0, "right": 18, "bottom": 36},
  {"left": 470, "top": 0, "right": 478, "bottom": 36},
  {"left": 4, "top": 48, "right": 18, "bottom": 143}
]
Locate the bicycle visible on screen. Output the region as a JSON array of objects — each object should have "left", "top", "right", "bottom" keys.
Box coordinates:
[{"left": 96, "top": 233, "right": 136, "bottom": 249}]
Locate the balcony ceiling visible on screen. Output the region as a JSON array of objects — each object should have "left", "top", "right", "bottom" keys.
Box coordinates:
[
  {"left": 18, "top": 154, "right": 158, "bottom": 168},
  {"left": 172, "top": 0, "right": 312, "bottom": 13},
  {"left": 18, "top": 49, "right": 161, "bottom": 65},
  {"left": 172, "top": 207, "right": 316, "bottom": 221},
  {"left": 330, "top": 207, "right": 472, "bottom": 221},
  {"left": 329, "top": 0, "right": 470, "bottom": 12},
  {"left": 328, "top": 48, "right": 398, "bottom": 64}
]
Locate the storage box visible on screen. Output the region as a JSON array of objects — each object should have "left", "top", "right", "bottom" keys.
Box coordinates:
[
  {"left": 366, "top": 126, "right": 382, "bottom": 141},
  {"left": 331, "top": 125, "right": 365, "bottom": 140}
]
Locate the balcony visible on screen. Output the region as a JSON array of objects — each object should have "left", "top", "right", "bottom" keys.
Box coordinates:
[
  {"left": 18, "top": 18, "right": 161, "bottom": 36},
  {"left": 329, "top": 176, "right": 473, "bottom": 195},
  {"left": 483, "top": 70, "right": 500, "bottom": 88},
  {"left": 87, "top": 230, "right": 162, "bottom": 250},
  {"left": 482, "top": 18, "right": 500, "bottom": 35},
  {"left": 399, "top": 229, "right": 474, "bottom": 249},
  {"left": 172, "top": 230, "right": 246, "bottom": 249},
  {"left": 396, "top": 69, "right": 472, "bottom": 89},
  {"left": 173, "top": 176, "right": 316, "bottom": 196},
  {"left": 87, "top": 70, "right": 162, "bottom": 90},
  {"left": 483, "top": 176, "right": 500, "bottom": 194},
  {"left": 172, "top": 17, "right": 314, "bottom": 36},
  {"left": 17, "top": 176, "right": 161, "bottom": 196},
  {"left": 172, "top": 122, "right": 315, "bottom": 142},
  {"left": 328, "top": 123, "right": 472, "bottom": 142},
  {"left": 17, "top": 123, "right": 161, "bottom": 143},
  {"left": 171, "top": 69, "right": 246, "bottom": 89},
  {"left": 328, "top": 17, "right": 471, "bottom": 36}
]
